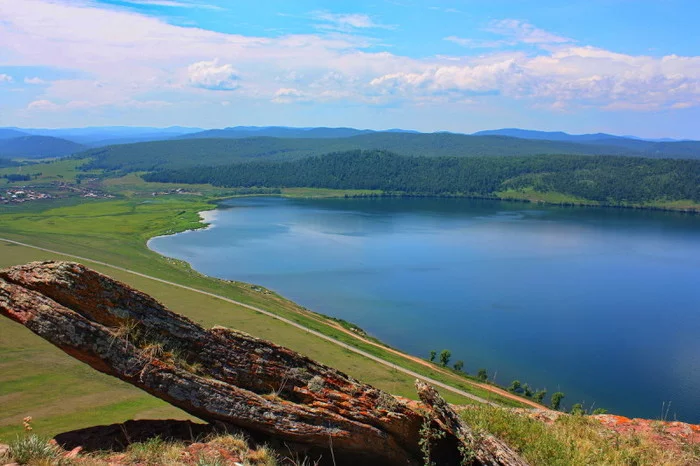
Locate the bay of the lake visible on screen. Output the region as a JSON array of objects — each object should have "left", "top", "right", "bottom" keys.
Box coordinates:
[{"left": 148, "top": 197, "right": 700, "bottom": 422}]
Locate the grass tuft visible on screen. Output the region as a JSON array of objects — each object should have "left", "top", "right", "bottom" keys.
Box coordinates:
[
  {"left": 124, "top": 436, "right": 181, "bottom": 465},
  {"left": 6, "top": 433, "right": 61, "bottom": 465},
  {"left": 459, "top": 405, "right": 698, "bottom": 466}
]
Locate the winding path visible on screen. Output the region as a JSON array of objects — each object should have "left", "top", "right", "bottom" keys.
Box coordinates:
[{"left": 0, "top": 237, "right": 544, "bottom": 410}]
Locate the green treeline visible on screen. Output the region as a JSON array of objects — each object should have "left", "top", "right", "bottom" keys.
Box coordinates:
[{"left": 143, "top": 150, "right": 700, "bottom": 205}]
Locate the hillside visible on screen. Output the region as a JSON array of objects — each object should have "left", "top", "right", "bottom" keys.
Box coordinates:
[
  {"left": 0, "top": 129, "right": 28, "bottom": 140},
  {"left": 0, "top": 136, "right": 85, "bottom": 159},
  {"left": 77, "top": 132, "right": 700, "bottom": 173},
  {"left": 144, "top": 150, "right": 700, "bottom": 207}
]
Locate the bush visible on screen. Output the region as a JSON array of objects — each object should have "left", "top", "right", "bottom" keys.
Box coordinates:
[
  {"left": 439, "top": 349, "right": 451, "bottom": 367},
  {"left": 570, "top": 403, "right": 585, "bottom": 416},
  {"left": 550, "top": 392, "right": 565, "bottom": 411},
  {"left": 533, "top": 390, "right": 547, "bottom": 403}
]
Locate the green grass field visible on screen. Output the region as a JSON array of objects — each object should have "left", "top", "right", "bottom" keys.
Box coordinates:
[
  {"left": 496, "top": 188, "right": 599, "bottom": 205},
  {"left": 0, "top": 159, "right": 101, "bottom": 185},
  {"left": 0, "top": 191, "right": 532, "bottom": 442}
]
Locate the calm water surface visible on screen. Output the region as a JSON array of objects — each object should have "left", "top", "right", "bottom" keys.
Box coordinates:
[{"left": 149, "top": 197, "right": 700, "bottom": 422}]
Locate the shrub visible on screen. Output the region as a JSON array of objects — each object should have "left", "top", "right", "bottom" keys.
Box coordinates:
[
  {"left": 439, "top": 349, "right": 451, "bottom": 367},
  {"left": 508, "top": 380, "right": 522, "bottom": 393},
  {"left": 550, "top": 392, "right": 565, "bottom": 411}
]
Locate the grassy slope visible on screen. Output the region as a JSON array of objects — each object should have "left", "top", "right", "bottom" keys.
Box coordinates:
[
  {"left": 458, "top": 406, "right": 698, "bottom": 466},
  {"left": 0, "top": 193, "right": 532, "bottom": 442},
  {"left": 1, "top": 159, "right": 88, "bottom": 183}
]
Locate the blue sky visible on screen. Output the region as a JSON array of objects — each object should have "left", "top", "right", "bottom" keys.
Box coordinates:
[{"left": 0, "top": 0, "right": 698, "bottom": 138}]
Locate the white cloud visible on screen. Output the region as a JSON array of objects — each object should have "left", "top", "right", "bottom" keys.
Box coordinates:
[
  {"left": 487, "top": 19, "right": 572, "bottom": 45},
  {"left": 272, "top": 88, "right": 307, "bottom": 104},
  {"left": 117, "top": 0, "right": 223, "bottom": 9},
  {"left": 0, "top": 74, "right": 13, "bottom": 83},
  {"left": 24, "top": 77, "right": 46, "bottom": 84},
  {"left": 446, "top": 19, "right": 572, "bottom": 50},
  {"left": 445, "top": 36, "right": 510, "bottom": 49},
  {"left": 0, "top": 1, "right": 698, "bottom": 116},
  {"left": 429, "top": 7, "right": 463, "bottom": 14},
  {"left": 188, "top": 60, "right": 240, "bottom": 91},
  {"left": 371, "top": 45, "right": 700, "bottom": 111},
  {"left": 27, "top": 99, "right": 59, "bottom": 111},
  {"left": 312, "top": 11, "right": 396, "bottom": 32}
]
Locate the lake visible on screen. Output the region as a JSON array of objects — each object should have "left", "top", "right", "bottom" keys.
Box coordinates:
[{"left": 148, "top": 197, "right": 700, "bottom": 422}]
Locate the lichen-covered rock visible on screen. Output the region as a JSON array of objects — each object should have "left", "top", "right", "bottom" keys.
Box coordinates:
[
  {"left": 0, "top": 262, "right": 429, "bottom": 465},
  {"left": 0, "top": 261, "right": 528, "bottom": 466}
]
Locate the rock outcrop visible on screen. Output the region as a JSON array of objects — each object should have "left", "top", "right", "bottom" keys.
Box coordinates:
[{"left": 0, "top": 261, "right": 527, "bottom": 466}]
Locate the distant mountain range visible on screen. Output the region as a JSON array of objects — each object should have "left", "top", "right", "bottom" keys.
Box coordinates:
[
  {"left": 471, "top": 128, "right": 685, "bottom": 143},
  {"left": 0, "top": 126, "right": 203, "bottom": 147},
  {"left": 178, "top": 126, "right": 423, "bottom": 140},
  {"left": 1, "top": 125, "right": 697, "bottom": 161}
]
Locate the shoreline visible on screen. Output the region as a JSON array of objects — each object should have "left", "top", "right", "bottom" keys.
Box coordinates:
[{"left": 146, "top": 207, "right": 219, "bottom": 248}]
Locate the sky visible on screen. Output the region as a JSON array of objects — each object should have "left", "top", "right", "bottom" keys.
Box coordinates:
[{"left": 0, "top": 0, "right": 699, "bottom": 138}]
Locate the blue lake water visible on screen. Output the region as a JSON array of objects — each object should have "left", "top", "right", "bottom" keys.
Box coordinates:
[{"left": 149, "top": 197, "right": 700, "bottom": 422}]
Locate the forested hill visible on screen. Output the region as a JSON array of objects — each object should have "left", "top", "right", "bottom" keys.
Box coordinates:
[
  {"left": 0, "top": 136, "right": 85, "bottom": 159},
  {"left": 144, "top": 150, "right": 700, "bottom": 206},
  {"left": 78, "top": 132, "right": 700, "bottom": 172}
]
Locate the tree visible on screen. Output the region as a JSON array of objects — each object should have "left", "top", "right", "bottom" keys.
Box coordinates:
[
  {"left": 477, "top": 369, "right": 488, "bottom": 382},
  {"left": 592, "top": 408, "right": 607, "bottom": 415},
  {"left": 429, "top": 350, "right": 436, "bottom": 362},
  {"left": 533, "top": 390, "right": 547, "bottom": 403},
  {"left": 439, "top": 350, "right": 451, "bottom": 367},
  {"left": 453, "top": 360, "right": 464, "bottom": 372},
  {"left": 570, "top": 403, "right": 585, "bottom": 416},
  {"left": 550, "top": 392, "right": 565, "bottom": 411},
  {"left": 522, "top": 383, "right": 533, "bottom": 397},
  {"left": 508, "top": 380, "right": 522, "bottom": 393}
]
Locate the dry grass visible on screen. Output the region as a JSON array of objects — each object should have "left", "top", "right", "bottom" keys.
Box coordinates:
[{"left": 459, "top": 405, "right": 698, "bottom": 466}]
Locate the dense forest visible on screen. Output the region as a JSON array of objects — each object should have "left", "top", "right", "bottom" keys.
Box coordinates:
[
  {"left": 144, "top": 150, "right": 700, "bottom": 205},
  {"left": 78, "top": 133, "right": 700, "bottom": 173}
]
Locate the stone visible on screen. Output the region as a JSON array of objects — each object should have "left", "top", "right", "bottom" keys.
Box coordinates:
[{"left": 0, "top": 261, "right": 527, "bottom": 466}]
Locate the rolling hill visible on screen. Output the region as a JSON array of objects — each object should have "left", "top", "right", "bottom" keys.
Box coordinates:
[
  {"left": 78, "top": 132, "right": 700, "bottom": 173},
  {"left": 0, "top": 136, "right": 86, "bottom": 159},
  {"left": 0, "top": 129, "right": 29, "bottom": 140}
]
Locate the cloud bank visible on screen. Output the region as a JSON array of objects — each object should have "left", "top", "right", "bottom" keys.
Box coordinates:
[{"left": 0, "top": 0, "right": 698, "bottom": 119}]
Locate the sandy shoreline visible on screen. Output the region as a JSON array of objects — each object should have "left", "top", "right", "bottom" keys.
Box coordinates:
[{"left": 146, "top": 207, "right": 219, "bottom": 248}]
